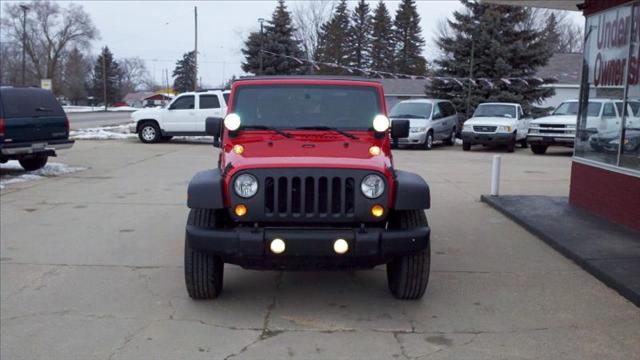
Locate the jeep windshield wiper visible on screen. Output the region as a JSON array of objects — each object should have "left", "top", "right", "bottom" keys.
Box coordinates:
[
  {"left": 295, "top": 126, "right": 358, "bottom": 139},
  {"left": 241, "top": 125, "right": 292, "bottom": 138}
]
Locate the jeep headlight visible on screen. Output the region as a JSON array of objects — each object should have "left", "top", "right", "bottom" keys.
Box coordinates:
[
  {"left": 361, "top": 174, "right": 385, "bottom": 199},
  {"left": 234, "top": 174, "right": 258, "bottom": 198},
  {"left": 410, "top": 127, "right": 426, "bottom": 133},
  {"left": 497, "top": 126, "right": 512, "bottom": 133}
]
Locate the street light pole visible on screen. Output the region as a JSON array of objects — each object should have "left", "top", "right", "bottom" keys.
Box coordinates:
[
  {"left": 20, "top": 4, "right": 29, "bottom": 86},
  {"left": 465, "top": 36, "right": 475, "bottom": 119},
  {"left": 102, "top": 54, "right": 107, "bottom": 111},
  {"left": 258, "top": 18, "right": 265, "bottom": 75},
  {"left": 194, "top": 6, "right": 198, "bottom": 91}
]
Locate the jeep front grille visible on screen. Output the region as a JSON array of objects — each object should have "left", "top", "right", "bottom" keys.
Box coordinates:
[{"left": 264, "top": 175, "right": 355, "bottom": 217}]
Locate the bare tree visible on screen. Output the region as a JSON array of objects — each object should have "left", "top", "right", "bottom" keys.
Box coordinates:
[
  {"left": 118, "top": 57, "right": 151, "bottom": 95},
  {"left": 292, "top": 0, "right": 334, "bottom": 64},
  {"left": 524, "top": 8, "right": 583, "bottom": 53},
  {"left": 1, "top": 1, "right": 99, "bottom": 92}
]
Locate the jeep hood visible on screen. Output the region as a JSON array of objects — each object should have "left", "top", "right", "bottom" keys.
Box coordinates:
[
  {"left": 223, "top": 131, "right": 391, "bottom": 175},
  {"left": 530, "top": 115, "right": 577, "bottom": 125},
  {"left": 464, "top": 117, "right": 516, "bottom": 126}
]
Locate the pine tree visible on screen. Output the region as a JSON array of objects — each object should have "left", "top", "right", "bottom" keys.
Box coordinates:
[
  {"left": 348, "top": 0, "right": 372, "bottom": 69},
  {"left": 63, "top": 47, "right": 89, "bottom": 105},
  {"left": 427, "top": 0, "right": 555, "bottom": 118},
  {"left": 394, "top": 0, "right": 427, "bottom": 75},
  {"left": 241, "top": 0, "right": 304, "bottom": 75},
  {"left": 370, "top": 1, "right": 396, "bottom": 73},
  {"left": 543, "top": 13, "right": 561, "bottom": 53},
  {"left": 172, "top": 51, "right": 197, "bottom": 93},
  {"left": 315, "top": 0, "right": 351, "bottom": 75},
  {"left": 92, "top": 47, "right": 121, "bottom": 106}
]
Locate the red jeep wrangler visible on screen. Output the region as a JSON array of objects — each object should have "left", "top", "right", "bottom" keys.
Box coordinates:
[{"left": 185, "top": 77, "right": 431, "bottom": 299}]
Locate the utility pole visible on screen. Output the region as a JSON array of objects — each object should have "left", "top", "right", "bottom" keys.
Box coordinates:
[
  {"left": 465, "top": 37, "right": 475, "bottom": 119},
  {"left": 102, "top": 53, "right": 107, "bottom": 111},
  {"left": 258, "top": 18, "right": 265, "bottom": 75},
  {"left": 194, "top": 6, "right": 198, "bottom": 91},
  {"left": 20, "top": 4, "right": 29, "bottom": 86}
]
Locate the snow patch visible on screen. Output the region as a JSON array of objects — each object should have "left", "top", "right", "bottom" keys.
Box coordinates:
[
  {"left": 69, "top": 123, "right": 137, "bottom": 140},
  {"left": 1, "top": 161, "right": 86, "bottom": 189},
  {"left": 63, "top": 106, "right": 137, "bottom": 113}
]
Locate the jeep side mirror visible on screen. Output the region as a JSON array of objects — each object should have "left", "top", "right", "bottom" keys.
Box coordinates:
[
  {"left": 391, "top": 120, "right": 410, "bottom": 139},
  {"left": 206, "top": 117, "right": 223, "bottom": 147}
]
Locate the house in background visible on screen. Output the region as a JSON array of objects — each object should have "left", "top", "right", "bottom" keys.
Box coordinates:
[
  {"left": 143, "top": 93, "right": 174, "bottom": 107},
  {"left": 123, "top": 91, "right": 153, "bottom": 108},
  {"left": 378, "top": 79, "right": 429, "bottom": 110},
  {"left": 536, "top": 52, "right": 584, "bottom": 110}
]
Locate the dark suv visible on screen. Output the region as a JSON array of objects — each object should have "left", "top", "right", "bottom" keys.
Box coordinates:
[
  {"left": 185, "top": 77, "right": 431, "bottom": 299},
  {"left": 0, "top": 87, "right": 74, "bottom": 170}
]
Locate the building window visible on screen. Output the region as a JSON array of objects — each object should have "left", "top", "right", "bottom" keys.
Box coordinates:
[{"left": 576, "top": 2, "right": 640, "bottom": 172}]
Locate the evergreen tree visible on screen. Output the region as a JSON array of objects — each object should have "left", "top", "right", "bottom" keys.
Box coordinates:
[
  {"left": 241, "top": 0, "right": 304, "bottom": 75},
  {"left": 63, "top": 47, "right": 89, "bottom": 105},
  {"left": 92, "top": 47, "right": 121, "bottom": 106},
  {"left": 315, "top": 0, "right": 351, "bottom": 75},
  {"left": 348, "top": 0, "right": 372, "bottom": 69},
  {"left": 394, "top": 0, "right": 427, "bottom": 75},
  {"left": 370, "top": 1, "right": 396, "bottom": 73},
  {"left": 427, "top": 0, "right": 555, "bottom": 118},
  {"left": 543, "top": 13, "right": 561, "bottom": 52},
  {"left": 172, "top": 51, "right": 197, "bottom": 93}
]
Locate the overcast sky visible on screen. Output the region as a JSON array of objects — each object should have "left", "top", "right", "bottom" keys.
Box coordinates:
[{"left": 54, "top": 0, "right": 582, "bottom": 88}]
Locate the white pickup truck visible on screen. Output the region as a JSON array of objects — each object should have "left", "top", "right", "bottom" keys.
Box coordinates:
[
  {"left": 461, "top": 103, "right": 530, "bottom": 152},
  {"left": 131, "top": 89, "right": 228, "bottom": 143},
  {"left": 527, "top": 99, "right": 639, "bottom": 154}
]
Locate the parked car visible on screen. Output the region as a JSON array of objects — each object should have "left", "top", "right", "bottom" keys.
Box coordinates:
[
  {"left": 131, "top": 89, "right": 228, "bottom": 143},
  {"left": 0, "top": 87, "right": 74, "bottom": 171},
  {"left": 461, "top": 102, "right": 530, "bottom": 152},
  {"left": 185, "top": 77, "right": 432, "bottom": 300},
  {"left": 389, "top": 99, "right": 459, "bottom": 150},
  {"left": 527, "top": 99, "right": 638, "bottom": 154},
  {"left": 589, "top": 129, "right": 640, "bottom": 153}
]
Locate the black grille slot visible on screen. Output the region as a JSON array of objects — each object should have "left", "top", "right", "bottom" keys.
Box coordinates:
[
  {"left": 318, "top": 177, "right": 328, "bottom": 213},
  {"left": 277, "top": 177, "right": 288, "bottom": 213},
  {"left": 331, "top": 177, "right": 342, "bottom": 213},
  {"left": 304, "top": 177, "right": 315, "bottom": 213},
  {"left": 540, "top": 124, "right": 566, "bottom": 128},
  {"left": 345, "top": 178, "right": 355, "bottom": 214},
  {"left": 474, "top": 125, "right": 497, "bottom": 132},
  {"left": 265, "top": 177, "right": 274, "bottom": 213},
  {"left": 291, "top": 177, "right": 301, "bottom": 214}
]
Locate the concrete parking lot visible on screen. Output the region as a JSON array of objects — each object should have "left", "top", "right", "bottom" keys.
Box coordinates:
[{"left": 1, "top": 140, "right": 639, "bottom": 359}]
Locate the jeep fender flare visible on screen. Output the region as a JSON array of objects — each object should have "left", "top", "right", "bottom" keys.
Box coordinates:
[
  {"left": 393, "top": 170, "right": 430, "bottom": 210},
  {"left": 187, "top": 169, "right": 225, "bottom": 209}
]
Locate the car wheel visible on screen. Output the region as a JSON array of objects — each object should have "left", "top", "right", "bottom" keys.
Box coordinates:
[
  {"left": 386, "top": 210, "right": 430, "bottom": 300},
  {"left": 138, "top": 122, "right": 161, "bottom": 143},
  {"left": 462, "top": 141, "right": 471, "bottom": 151},
  {"left": 19, "top": 156, "right": 48, "bottom": 171},
  {"left": 424, "top": 131, "right": 434, "bottom": 150},
  {"left": 185, "top": 208, "right": 224, "bottom": 299},
  {"left": 531, "top": 144, "right": 548, "bottom": 155},
  {"left": 506, "top": 135, "right": 516, "bottom": 153},
  {"left": 444, "top": 128, "right": 456, "bottom": 146}
]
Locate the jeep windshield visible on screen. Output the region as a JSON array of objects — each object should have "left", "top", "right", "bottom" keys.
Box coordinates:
[
  {"left": 390, "top": 102, "right": 431, "bottom": 119},
  {"left": 231, "top": 85, "right": 381, "bottom": 131},
  {"left": 473, "top": 104, "right": 516, "bottom": 118},
  {"left": 553, "top": 101, "right": 601, "bottom": 117}
]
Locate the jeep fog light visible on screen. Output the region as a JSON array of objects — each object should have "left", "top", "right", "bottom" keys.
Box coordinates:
[
  {"left": 373, "top": 114, "right": 390, "bottom": 132},
  {"left": 234, "top": 204, "right": 248, "bottom": 216},
  {"left": 371, "top": 204, "right": 384, "bottom": 217},
  {"left": 224, "top": 113, "right": 241, "bottom": 131},
  {"left": 234, "top": 174, "right": 258, "bottom": 198},
  {"left": 232, "top": 144, "right": 244, "bottom": 154},
  {"left": 333, "top": 239, "right": 349, "bottom": 254},
  {"left": 270, "top": 238, "right": 286, "bottom": 254},
  {"left": 361, "top": 174, "right": 385, "bottom": 198},
  {"left": 369, "top": 145, "right": 381, "bottom": 156}
]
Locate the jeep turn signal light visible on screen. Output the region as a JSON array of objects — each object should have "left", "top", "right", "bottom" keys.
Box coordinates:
[
  {"left": 234, "top": 204, "right": 247, "bottom": 216},
  {"left": 233, "top": 144, "right": 244, "bottom": 154},
  {"left": 270, "top": 238, "right": 286, "bottom": 254},
  {"left": 371, "top": 204, "right": 384, "bottom": 217},
  {"left": 369, "top": 146, "right": 381, "bottom": 156}
]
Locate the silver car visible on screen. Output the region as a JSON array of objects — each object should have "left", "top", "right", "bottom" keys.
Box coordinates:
[{"left": 389, "top": 99, "right": 459, "bottom": 150}]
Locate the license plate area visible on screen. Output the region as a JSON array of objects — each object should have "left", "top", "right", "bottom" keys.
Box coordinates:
[{"left": 264, "top": 229, "right": 354, "bottom": 257}]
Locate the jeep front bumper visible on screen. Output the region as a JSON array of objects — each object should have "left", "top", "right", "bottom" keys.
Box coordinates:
[{"left": 186, "top": 225, "right": 430, "bottom": 270}]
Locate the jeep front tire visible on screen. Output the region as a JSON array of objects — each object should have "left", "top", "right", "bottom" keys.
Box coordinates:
[
  {"left": 185, "top": 208, "right": 224, "bottom": 299},
  {"left": 386, "top": 210, "right": 430, "bottom": 300}
]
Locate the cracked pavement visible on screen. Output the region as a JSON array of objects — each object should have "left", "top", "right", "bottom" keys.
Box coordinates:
[{"left": 2, "top": 140, "right": 639, "bottom": 359}]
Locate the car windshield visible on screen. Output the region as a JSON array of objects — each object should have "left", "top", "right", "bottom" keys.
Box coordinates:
[
  {"left": 473, "top": 104, "right": 516, "bottom": 118},
  {"left": 615, "top": 101, "right": 640, "bottom": 117},
  {"left": 553, "top": 101, "right": 602, "bottom": 117},
  {"left": 231, "top": 85, "right": 381, "bottom": 130},
  {"left": 390, "top": 102, "right": 431, "bottom": 119}
]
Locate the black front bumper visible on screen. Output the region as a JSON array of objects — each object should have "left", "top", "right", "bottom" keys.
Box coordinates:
[
  {"left": 462, "top": 131, "right": 513, "bottom": 145},
  {"left": 186, "top": 225, "right": 430, "bottom": 270}
]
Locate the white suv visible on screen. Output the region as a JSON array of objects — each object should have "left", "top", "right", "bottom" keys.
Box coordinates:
[
  {"left": 131, "top": 89, "right": 228, "bottom": 143},
  {"left": 461, "top": 103, "right": 530, "bottom": 152}
]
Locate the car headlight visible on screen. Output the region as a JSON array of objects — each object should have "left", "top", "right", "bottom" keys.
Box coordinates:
[
  {"left": 463, "top": 124, "right": 473, "bottom": 131},
  {"left": 497, "top": 126, "right": 512, "bottom": 133},
  {"left": 234, "top": 174, "right": 258, "bottom": 198},
  {"left": 361, "top": 174, "right": 385, "bottom": 199},
  {"left": 410, "top": 127, "right": 426, "bottom": 133}
]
